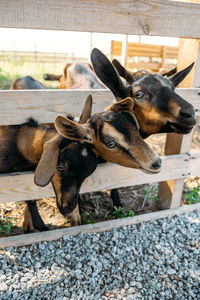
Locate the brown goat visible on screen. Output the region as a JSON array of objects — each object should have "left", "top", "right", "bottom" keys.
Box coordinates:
[
  {"left": 44, "top": 61, "right": 104, "bottom": 89},
  {"left": 55, "top": 97, "right": 161, "bottom": 174},
  {"left": 39, "top": 96, "right": 161, "bottom": 227}
]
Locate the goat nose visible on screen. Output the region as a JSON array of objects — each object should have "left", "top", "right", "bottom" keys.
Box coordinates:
[
  {"left": 151, "top": 158, "right": 162, "bottom": 170},
  {"left": 180, "top": 107, "right": 195, "bottom": 119}
]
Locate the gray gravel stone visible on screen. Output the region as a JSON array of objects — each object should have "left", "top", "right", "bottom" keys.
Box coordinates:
[
  {"left": 0, "top": 282, "right": 7, "bottom": 292},
  {"left": 0, "top": 209, "right": 200, "bottom": 299}
]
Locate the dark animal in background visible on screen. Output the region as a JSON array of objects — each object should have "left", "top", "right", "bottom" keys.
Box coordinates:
[
  {"left": 91, "top": 48, "right": 196, "bottom": 206},
  {"left": 10, "top": 76, "right": 44, "bottom": 90},
  {"left": 43, "top": 61, "right": 104, "bottom": 89}
]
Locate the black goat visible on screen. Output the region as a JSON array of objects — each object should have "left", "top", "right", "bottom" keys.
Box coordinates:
[{"left": 91, "top": 48, "right": 196, "bottom": 207}]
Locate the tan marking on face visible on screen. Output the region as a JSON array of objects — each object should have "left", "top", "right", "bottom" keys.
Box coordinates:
[
  {"left": 132, "top": 85, "right": 142, "bottom": 94},
  {"left": 168, "top": 100, "right": 180, "bottom": 117},
  {"left": 102, "top": 123, "right": 129, "bottom": 150},
  {"left": 133, "top": 102, "right": 169, "bottom": 135},
  {"left": 92, "top": 118, "right": 160, "bottom": 173},
  {"left": 51, "top": 172, "right": 62, "bottom": 207},
  {"left": 52, "top": 173, "right": 77, "bottom": 211}
]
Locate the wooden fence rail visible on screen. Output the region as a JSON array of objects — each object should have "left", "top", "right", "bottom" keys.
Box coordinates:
[{"left": 0, "top": 0, "right": 200, "bottom": 246}]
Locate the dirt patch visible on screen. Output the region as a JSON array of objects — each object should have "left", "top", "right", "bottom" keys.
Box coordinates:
[{"left": 0, "top": 121, "right": 200, "bottom": 236}]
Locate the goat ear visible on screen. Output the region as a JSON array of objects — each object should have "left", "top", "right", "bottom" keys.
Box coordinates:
[
  {"left": 63, "top": 63, "right": 71, "bottom": 78},
  {"left": 79, "top": 95, "right": 93, "bottom": 124},
  {"left": 91, "top": 48, "right": 128, "bottom": 100},
  {"left": 106, "top": 97, "right": 134, "bottom": 113},
  {"left": 161, "top": 67, "right": 177, "bottom": 77},
  {"left": 112, "top": 59, "right": 133, "bottom": 84},
  {"left": 170, "top": 62, "right": 194, "bottom": 86},
  {"left": 55, "top": 115, "right": 94, "bottom": 143},
  {"left": 34, "top": 136, "right": 61, "bottom": 187}
]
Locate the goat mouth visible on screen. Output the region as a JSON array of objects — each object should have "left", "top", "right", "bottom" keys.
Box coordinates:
[
  {"left": 169, "top": 120, "right": 196, "bottom": 134},
  {"left": 139, "top": 166, "right": 161, "bottom": 174},
  {"left": 57, "top": 205, "right": 74, "bottom": 217},
  {"left": 56, "top": 196, "right": 78, "bottom": 217}
]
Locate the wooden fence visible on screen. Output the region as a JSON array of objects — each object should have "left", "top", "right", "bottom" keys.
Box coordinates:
[
  {"left": 110, "top": 40, "right": 178, "bottom": 71},
  {"left": 0, "top": 50, "right": 87, "bottom": 64},
  {"left": 0, "top": 0, "right": 200, "bottom": 247}
]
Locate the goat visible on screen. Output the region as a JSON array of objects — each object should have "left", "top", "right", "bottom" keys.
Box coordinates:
[
  {"left": 91, "top": 48, "right": 196, "bottom": 138},
  {"left": 55, "top": 97, "right": 161, "bottom": 173},
  {"left": 91, "top": 48, "right": 196, "bottom": 206},
  {"left": 43, "top": 61, "right": 104, "bottom": 89},
  {"left": 0, "top": 96, "right": 98, "bottom": 231},
  {"left": 10, "top": 76, "right": 44, "bottom": 90},
  {"left": 36, "top": 96, "right": 162, "bottom": 228}
]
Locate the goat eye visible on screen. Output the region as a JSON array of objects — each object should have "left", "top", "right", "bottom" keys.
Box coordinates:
[
  {"left": 135, "top": 90, "right": 144, "bottom": 99},
  {"left": 105, "top": 141, "right": 116, "bottom": 148},
  {"left": 57, "top": 164, "right": 64, "bottom": 172}
]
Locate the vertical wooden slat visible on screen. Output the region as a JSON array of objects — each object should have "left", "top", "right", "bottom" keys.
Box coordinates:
[
  {"left": 121, "top": 35, "right": 128, "bottom": 67},
  {"left": 161, "top": 46, "right": 167, "bottom": 68},
  {"left": 158, "top": 37, "right": 200, "bottom": 209}
]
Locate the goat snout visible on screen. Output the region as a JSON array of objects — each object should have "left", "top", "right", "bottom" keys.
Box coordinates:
[
  {"left": 179, "top": 107, "right": 195, "bottom": 120},
  {"left": 150, "top": 158, "right": 162, "bottom": 171}
]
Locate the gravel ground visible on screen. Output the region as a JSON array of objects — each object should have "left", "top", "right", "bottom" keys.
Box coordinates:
[{"left": 0, "top": 209, "right": 199, "bottom": 299}]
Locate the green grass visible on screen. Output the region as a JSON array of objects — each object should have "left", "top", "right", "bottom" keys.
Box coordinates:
[
  {"left": 0, "top": 216, "right": 16, "bottom": 236},
  {"left": 81, "top": 212, "right": 96, "bottom": 224},
  {"left": 0, "top": 57, "right": 65, "bottom": 89},
  {"left": 113, "top": 207, "right": 135, "bottom": 219},
  {"left": 183, "top": 186, "right": 200, "bottom": 205}
]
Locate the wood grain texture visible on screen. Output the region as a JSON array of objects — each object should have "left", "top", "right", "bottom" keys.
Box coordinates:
[
  {"left": 188, "top": 151, "right": 200, "bottom": 176},
  {"left": 0, "top": 153, "right": 199, "bottom": 204},
  {"left": 0, "top": 88, "right": 199, "bottom": 125},
  {"left": 1, "top": 202, "right": 200, "bottom": 249},
  {"left": 0, "top": 1, "right": 200, "bottom": 38},
  {"left": 0, "top": 89, "right": 114, "bottom": 125}
]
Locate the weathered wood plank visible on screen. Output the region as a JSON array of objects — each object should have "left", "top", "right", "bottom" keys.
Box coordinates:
[
  {"left": 1, "top": 202, "right": 200, "bottom": 249},
  {"left": 177, "top": 88, "right": 200, "bottom": 115},
  {"left": 0, "top": 1, "right": 200, "bottom": 38},
  {"left": 177, "top": 39, "right": 200, "bottom": 88},
  {"left": 158, "top": 41, "right": 200, "bottom": 210},
  {"left": 188, "top": 151, "right": 200, "bottom": 177},
  {"left": 0, "top": 153, "right": 199, "bottom": 203},
  {"left": 0, "top": 89, "right": 114, "bottom": 125},
  {"left": 0, "top": 88, "right": 199, "bottom": 126}
]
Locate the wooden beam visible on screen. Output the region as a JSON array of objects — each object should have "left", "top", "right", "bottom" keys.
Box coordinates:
[
  {"left": 0, "top": 88, "right": 199, "bottom": 126},
  {"left": 1, "top": 202, "right": 200, "bottom": 248},
  {"left": 0, "top": 89, "right": 114, "bottom": 125},
  {"left": 0, "top": 1, "right": 200, "bottom": 38},
  {"left": 0, "top": 153, "right": 200, "bottom": 204}
]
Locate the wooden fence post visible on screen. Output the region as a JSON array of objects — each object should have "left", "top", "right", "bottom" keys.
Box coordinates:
[
  {"left": 121, "top": 35, "right": 128, "bottom": 67},
  {"left": 158, "top": 38, "right": 200, "bottom": 209}
]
